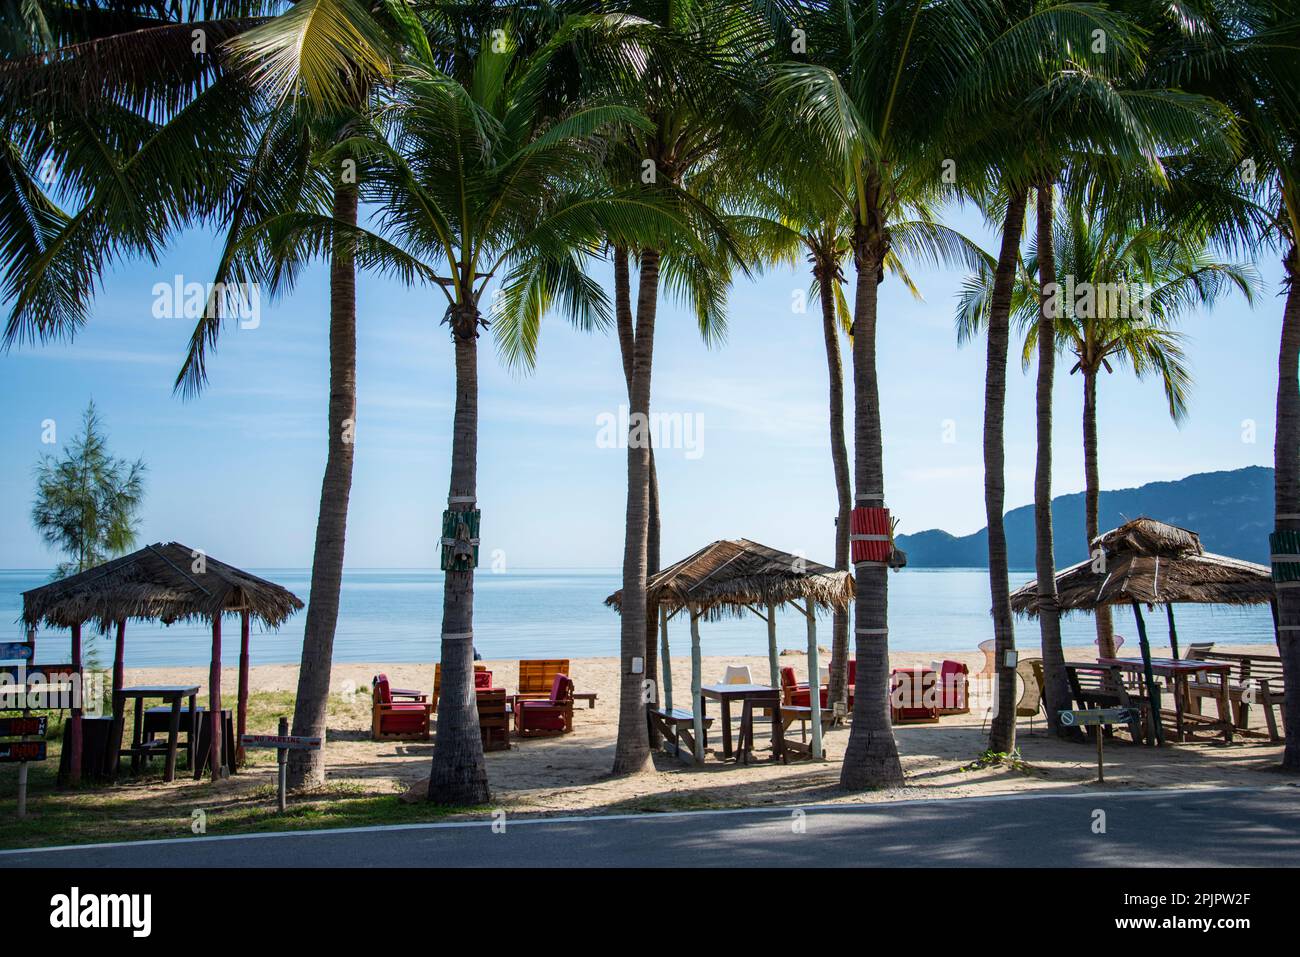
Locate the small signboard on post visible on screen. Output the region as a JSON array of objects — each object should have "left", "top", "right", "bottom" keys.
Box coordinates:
[
  {"left": 241, "top": 719, "right": 321, "bottom": 812},
  {"left": 0, "top": 741, "right": 47, "bottom": 763},
  {"left": 1059, "top": 708, "right": 1139, "bottom": 782},
  {"left": 0, "top": 642, "right": 34, "bottom": 661},
  {"left": 0, "top": 716, "right": 47, "bottom": 737}
]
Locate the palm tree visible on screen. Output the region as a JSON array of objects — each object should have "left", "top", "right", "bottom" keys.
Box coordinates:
[
  {"left": 944, "top": 0, "right": 1222, "bottom": 743},
  {"left": 553, "top": 1, "right": 770, "bottom": 775},
  {"left": 958, "top": 193, "right": 1259, "bottom": 629},
  {"left": 742, "top": 138, "right": 989, "bottom": 714},
  {"left": 362, "top": 13, "right": 689, "bottom": 802},
  {"left": 769, "top": 0, "right": 1031, "bottom": 790},
  {"left": 1126, "top": 0, "right": 1300, "bottom": 768}
]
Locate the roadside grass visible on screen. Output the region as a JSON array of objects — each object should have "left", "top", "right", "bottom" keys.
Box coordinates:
[{"left": 0, "top": 690, "right": 482, "bottom": 850}]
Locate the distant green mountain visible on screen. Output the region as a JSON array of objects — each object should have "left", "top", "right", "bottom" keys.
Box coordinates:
[{"left": 894, "top": 466, "right": 1274, "bottom": 568}]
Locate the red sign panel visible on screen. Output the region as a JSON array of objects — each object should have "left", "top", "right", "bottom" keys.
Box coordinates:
[
  {"left": 0, "top": 741, "right": 47, "bottom": 762},
  {"left": 0, "top": 716, "right": 47, "bottom": 737}
]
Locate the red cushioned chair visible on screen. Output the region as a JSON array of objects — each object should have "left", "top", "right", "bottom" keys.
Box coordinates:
[
  {"left": 936, "top": 659, "right": 969, "bottom": 715},
  {"left": 781, "top": 666, "right": 831, "bottom": 708},
  {"left": 515, "top": 673, "right": 574, "bottom": 739},
  {"left": 372, "top": 673, "right": 433, "bottom": 741}
]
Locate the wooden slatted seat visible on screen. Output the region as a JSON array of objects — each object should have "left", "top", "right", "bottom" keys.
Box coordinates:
[
  {"left": 648, "top": 706, "right": 714, "bottom": 762},
  {"left": 477, "top": 688, "right": 511, "bottom": 751},
  {"left": 1186, "top": 651, "right": 1285, "bottom": 742}
]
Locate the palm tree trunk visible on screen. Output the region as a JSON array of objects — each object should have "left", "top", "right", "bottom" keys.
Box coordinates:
[
  {"left": 612, "top": 247, "right": 659, "bottom": 775},
  {"left": 615, "top": 246, "right": 661, "bottom": 747},
  {"left": 816, "top": 260, "right": 852, "bottom": 713},
  {"left": 287, "top": 182, "right": 357, "bottom": 790},
  {"left": 1033, "top": 181, "right": 1073, "bottom": 737},
  {"left": 840, "top": 224, "right": 904, "bottom": 790},
  {"left": 985, "top": 187, "right": 1027, "bottom": 754},
  {"left": 427, "top": 299, "right": 490, "bottom": 805},
  {"left": 1083, "top": 364, "right": 1116, "bottom": 656},
  {"left": 1273, "top": 246, "right": 1300, "bottom": 770}
]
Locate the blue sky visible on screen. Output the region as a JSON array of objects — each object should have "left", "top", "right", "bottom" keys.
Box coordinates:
[{"left": 0, "top": 203, "right": 1283, "bottom": 570}]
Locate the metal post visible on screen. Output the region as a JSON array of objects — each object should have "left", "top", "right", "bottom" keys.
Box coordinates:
[
  {"left": 1130, "top": 600, "right": 1163, "bottom": 745},
  {"left": 658, "top": 607, "right": 672, "bottom": 712},
  {"left": 69, "top": 622, "right": 82, "bottom": 786},
  {"left": 805, "top": 604, "right": 823, "bottom": 759},
  {"left": 690, "top": 608, "right": 704, "bottom": 763},
  {"left": 277, "top": 717, "right": 288, "bottom": 812},
  {"left": 17, "top": 762, "right": 27, "bottom": 818},
  {"left": 766, "top": 601, "right": 779, "bottom": 690},
  {"left": 1096, "top": 724, "right": 1104, "bottom": 782}
]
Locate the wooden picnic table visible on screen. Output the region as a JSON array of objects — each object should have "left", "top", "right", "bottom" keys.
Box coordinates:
[
  {"left": 1096, "top": 657, "right": 1235, "bottom": 745},
  {"left": 111, "top": 685, "right": 199, "bottom": 782},
  {"left": 698, "top": 683, "right": 778, "bottom": 761}
]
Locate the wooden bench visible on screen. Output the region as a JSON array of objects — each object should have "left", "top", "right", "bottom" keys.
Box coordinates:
[
  {"left": 513, "top": 659, "right": 596, "bottom": 708},
  {"left": 1186, "top": 651, "right": 1285, "bottom": 742},
  {"left": 1065, "top": 664, "right": 1151, "bottom": 743},
  {"left": 649, "top": 707, "right": 714, "bottom": 763}
]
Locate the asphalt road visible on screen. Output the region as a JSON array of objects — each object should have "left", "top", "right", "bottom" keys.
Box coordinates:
[{"left": 5, "top": 787, "right": 1299, "bottom": 867}]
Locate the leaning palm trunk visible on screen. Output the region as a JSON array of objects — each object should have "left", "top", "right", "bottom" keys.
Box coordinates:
[
  {"left": 288, "top": 183, "right": 358, "bottom": 790},
  {"left": 817, "top": 262, "right": 852, "bottom": 713},
  {"left": 840, "top": 227, "right": 904, "bottom": 789},
  {"left": 612, "top": 248, "right": 660, "bottom": 775},
  {"left": 1082, "top": 365, "right": 1116, "bottom": 656},
  {"left": 1033, "top": 181, "right": 1072, "bottom": 737},
  {"left": 614, "top": 246, "right": 661, "bottom": 748},
  {"left": 427, "top": 302, "right": 490, "bottom": 805},
  {"left": 1273, "top": 248, "right": 1300, "bottom": 770},
  {"left": 984, "top": 188, "right": 1027, "bottom": 754}
]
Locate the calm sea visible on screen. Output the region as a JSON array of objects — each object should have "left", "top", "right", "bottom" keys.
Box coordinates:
[{"left": 0, "top": 567, "right": 1276, "bottom": 669}]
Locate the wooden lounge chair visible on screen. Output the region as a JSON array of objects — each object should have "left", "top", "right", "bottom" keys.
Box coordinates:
[
  {"left": 372, "top": 674, "right": 432, "bottom": 741},
  {"left": 516, "top": 658, "right": 597, "bottom": 709},
  {"left": 515, "top": 673, "right": 575, "bottom": 738},
  {"left": 432, "top": 663, "right": 491, "bottom": 712},
  {"left": 1185, "top": 651, "right": 1285, "bottom": 742},
  {"left": 477, "top": 688, "right": 511, "bottom": 752}
]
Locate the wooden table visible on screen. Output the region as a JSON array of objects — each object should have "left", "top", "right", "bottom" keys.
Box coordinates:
[
  {"left": 1097, "top": 657, "right": 1235, "bottom": 744},
  {"left": 698, "top": 684, "right": 778, "bottom": 761},
  {"left": 111, "top": 685, "right": 199, "bottom": 782}
]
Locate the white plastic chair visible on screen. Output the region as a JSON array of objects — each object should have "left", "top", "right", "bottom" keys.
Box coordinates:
[
  {"left": 721, "top": 665, "right": 753, "bottom": 685},
  {"left": 818, "top": 665, "right": 830, "bottom": 685}
]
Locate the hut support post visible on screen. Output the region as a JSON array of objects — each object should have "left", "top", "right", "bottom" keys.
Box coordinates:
[
  {"left": 804, "top": 603, "right": 824, "bottom": 760},
  {"left": 69, "top": 621, "right": 83, "bottom": 785},
  {"left": 658, "top": 606, "right": 672, "bottom": 712},
  {"left": 766, "top": 601, "right": 779, "bottom": 690},
  {"left": 690, "top": 607, "right": 704, "bottom": 763},
  {"left": 237, "top": 610, "right": 250, "bottom": 767},
  {"left": 209, "top": 615, "right": 223, "bottom": 780},
  {"left": 1165, "top": 604, "right": 1180, "bottom": 660},
  {"left": 1130, "top": 601, "right": 1163, "bottom": 745},
  {"left": 112, "top": 619, "right": 125, "bottom": 706}
]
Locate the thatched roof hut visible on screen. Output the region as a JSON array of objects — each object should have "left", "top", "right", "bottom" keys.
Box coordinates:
[
  {"left": 21, "top": 541, "right": 303, "bottom": 630},
  {"left": 604, "top": 538, "right": 854, "bottom": 621},
  {"left": 606, "top": 539, "right": 852, "bottom": 763},
  {"left": 1009, "top": 518, "right": 1274, "bottom": 616},
  {"left": 18, "top": 542, "right": 303, "bottom": 785}
]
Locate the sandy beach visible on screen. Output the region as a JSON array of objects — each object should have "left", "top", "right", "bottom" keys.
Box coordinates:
[{"left": 114, "top": 643, "right": 1287, "bottom": 816}]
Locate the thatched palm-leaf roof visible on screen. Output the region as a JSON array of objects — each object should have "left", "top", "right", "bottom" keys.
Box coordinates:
[
  {"left": 605, "top": 539, "right": 853, "bottom": 621},
  {"left": 1010, "top": 517, "right": 1273, "bottom": 616},
  {"left": 21, "top": 542, "right": 304, "bottom": 630}
]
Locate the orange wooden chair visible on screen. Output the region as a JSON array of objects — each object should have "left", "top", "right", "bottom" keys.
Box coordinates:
[{"left": 371, "top": 674, "right": 433, "bottom": 740}]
